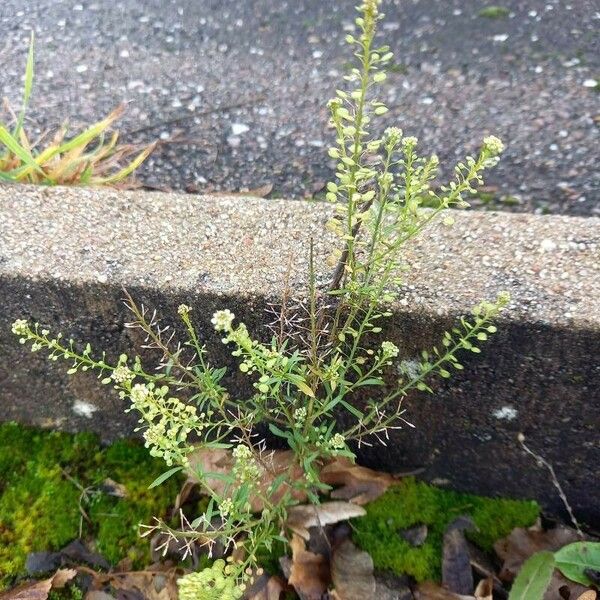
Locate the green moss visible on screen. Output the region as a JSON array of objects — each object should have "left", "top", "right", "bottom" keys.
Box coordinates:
[
  {"left": 48, "top": 584, "right": 84, "bottom": 600},
  {"left": 478, "top": 6, "right": 510, "bottom": 19},
  {"left": 352, "top": 478, "right": 539, "bottom": 582},
  {"left": 0, "top": 423, "right": 183, "bottom": 590}
]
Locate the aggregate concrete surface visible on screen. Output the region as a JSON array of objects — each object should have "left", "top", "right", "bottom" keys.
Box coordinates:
[
  {"left": 1, "top": 0, "right": 598, "bottom": 215},
  {"left": 1, "top": 185, "right": 599, "bottom": 327}
]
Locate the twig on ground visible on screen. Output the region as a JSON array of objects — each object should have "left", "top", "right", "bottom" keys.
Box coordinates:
[{"left": 517, "top": 433, "right": 584, "bottom": 538}]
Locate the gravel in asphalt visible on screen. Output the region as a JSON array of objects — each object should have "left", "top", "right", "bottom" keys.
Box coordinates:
[{"left": 1, "top": 0, "right": 598, "bottom": 215}]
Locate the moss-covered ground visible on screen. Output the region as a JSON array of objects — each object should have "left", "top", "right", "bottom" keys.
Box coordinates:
[
  {"left": 0, "top": 422, "right": 182, "bottom": 590},
  {"left": 352, "top": 477, "right": 539, "bottom": 582},
  {"left": 0, "top": 423, "right": 539, "bottom": 590}
]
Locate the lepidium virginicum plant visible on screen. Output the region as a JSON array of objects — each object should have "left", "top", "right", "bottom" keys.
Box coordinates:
[{"left": 12, "top": 1, "right": 508, "bottom": 596}]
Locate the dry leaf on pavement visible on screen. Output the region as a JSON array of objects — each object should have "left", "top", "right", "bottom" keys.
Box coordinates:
[
  {"left": 187, "top": 448, "right": 307, "bottom": 512},
  {"left": 494, "top": 522, "right": 581, "bottom": 581},
  {"left": 287, "top": 534, "right": 330, "bottom": 600},
  {"left": 85, "top": 566, "right": 181, "bottom": 600},
  {"left": 0, "top": 569, "right": 77, "bottom": 600},
  {"left": 473, "top": 577, "right": 493, "bottom": 600},
  {"left": 320, "top": 457, "right": 397, "bottom": 505},
  {"left": 543, "top": 572, "right": 592, "bottom": 600},
  {"left": 246, "top": 575, "right": 288, "bottom": 600},
  {"left": 442, "top": 517, "right": 476, "bottom": 595},
  {"left": 247, "top": 183, "right": 274, "bottom": 198},
  {"left": 187, "top": 448, "right": 401, "bottom": 513},
  {"left": 330, "top": 538, "right": 376, "bottom": 600},
  {"left": 286, "top": 501, "right": 366, "bottom": 540},
  {"left": 414, "top": 582, "right": 475, "bottom": 599}
]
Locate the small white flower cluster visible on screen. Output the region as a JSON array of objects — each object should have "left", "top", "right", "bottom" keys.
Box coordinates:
[
  {"left": 384, "top": 126, "right": 403, "bottom": 144},
  {"left": 127, "top": 383, "right": 200, "bottom": 466},
  {"left": 111, "top": 364, "right": 135, "bottom": 384},
  {"left": 358, "top": 0, "right": 381, "bottom": 17},
  {"left": 293, "top": 407, "right": 307, "bottom": 426},
  {"left": 177, "top": 304, "right": 191, "bottom": 316},
  {"left": 218, "top": 497, "right": 234, "bottom": 518},
  {"left": 381, "top": 341, "right": 400, "bottom": 358},
  {"left": 178, "top": 560, "right": 243, "bottom": 600},
  {"left": 11, "top": 319, "right": 29, "bottom": 337},
  {"left": 211, "top": 309, "right": 235, "bottom": 332},
  {"left": 232, "top": 444, "right": 260, "bottom": 483},
  {"left": 130, "top": 383, "right": 151, "bottom": 405},
  {"left": 402, "top": 136, "right": 418, "bottom": 150},
  {"left": 483, "top": 135, "right": 504, "bottom": 156},
  {"left": 329, "top": 432, "right": 346, "bottom": 450}
]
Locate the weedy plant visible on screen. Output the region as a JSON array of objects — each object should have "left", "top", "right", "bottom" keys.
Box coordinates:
[
  {"left": 0, "top": 35, "right": 155, "bottom": 187},
  {"left": 13, "top": 1, "right": 508, "bottom": 596}
]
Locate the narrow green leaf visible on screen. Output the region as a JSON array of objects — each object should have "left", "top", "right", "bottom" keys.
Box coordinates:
[
  {"left": 148, "top": 466, "right": 182, "bottom": 489},
  {"left": 91, "top": 142, "right": 156, "bottom": 184},
  {"left": 508, "top": 551, "right": 555, "bottom": 600},
  {"left": 268, "top": 423, "right": 291, "bottom": 440},
  {"left": 268, "top": 473, "right": 289, "bottom": 495},
  {"left": 555, "top": 541, "right": 600, "bottom": 586},
  {"left": 353, "top": 377, "right": 384, "bottom": 388},
  {"left": 338, "top": 399, "right": 364, "bottom": 419},
  {"left": 0, "top": 125, "right": 44, "bottom": 176},
  {"left": 13, "top": 32, "right": 35, "bottom": 138},
  {"left": 296, "top": 380, "right": 315, "bottom": 398}
]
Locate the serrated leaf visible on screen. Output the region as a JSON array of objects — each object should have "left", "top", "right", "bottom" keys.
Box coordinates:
[
  {"left": 508, "top": 551, "right": 555, "bottom": 600},
  {"left": 555, "top": 542, "right": 600, "bottom": 586}
]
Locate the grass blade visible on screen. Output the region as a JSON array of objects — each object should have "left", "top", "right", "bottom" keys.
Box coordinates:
[
  {"left": 13, "top": 32, "right": 35, "bottom": 139},
  {"left": 0, "top": 125, "right": 44, "bottom": 178},
  {"left": 148, "top": 466, "right": 182, "bottom": 489},
  {"left": 90, "top": 141, "right": 156, "bottom": 185}
]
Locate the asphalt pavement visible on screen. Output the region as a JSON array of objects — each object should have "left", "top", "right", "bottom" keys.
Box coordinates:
[{"left": 1, "top": 0, "right": 598, "bottom": 214}]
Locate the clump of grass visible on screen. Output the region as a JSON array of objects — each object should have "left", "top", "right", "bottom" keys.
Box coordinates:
[
  {"left": 353, "top": 478, "right": 539, "bottom": 582},
  {"left": 478, "top": 6, "right": 510, "bottom": 19},
  {"left": 0, "top": 35, "right": 155, "bottom": 188}
]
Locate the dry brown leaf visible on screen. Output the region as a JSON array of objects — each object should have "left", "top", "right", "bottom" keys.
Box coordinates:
[
  {"left": 0, "top": 581, "right": 54, "bottom": 600},
  {"left": 0, "top": 569, "right": 77, "bottom": 600},
  {"left": 473, "top": 577, "right": 493, "bottom": 600},
  {"left": 442, "top": 518, "right": 476, "bottom": 595},
  {"left": 187, "top": 448, "right": 307, "bottom": 512},
  {"left": 415, "top": 582, "right": 475, "bottom": 600},
  {"left": 320, "top": 457, "right": 397, "bottom": 505},
  {"left": 544, "top": 571, "right": 592, "bottom": 600},
  {"left": 84, "top": 593, "right": 115, "bottom": 600},
  {"left": 247, "top": 183, "right": 274, "bottom": 197},
  {"left": 494, "top": 523, "right": 581, "bottom": 581},
  {"left": 576, "top": 591, "right": 597, "bottom": 600},
  {"left": 330, "top": 539, "right": 376, "bottom": 600},
  {"left": 187, "top": 449, "right": 401, "bottom": 513},
  {"left": 87, "top": 567, "right": 180, "bottom": 600},
  {"left": 287, "top": 535, "right": 330, "bottom": 600},
  {"left": 246, "top": 575, "right": 288, "bottom": 600},
  {"left": 286, "top": 501, "right": 366, "bottom": 540}
]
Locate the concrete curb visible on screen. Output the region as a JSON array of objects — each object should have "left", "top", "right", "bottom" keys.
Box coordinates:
[{"left": 1, "top": 185, "right": 599, "bottom": 523}]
